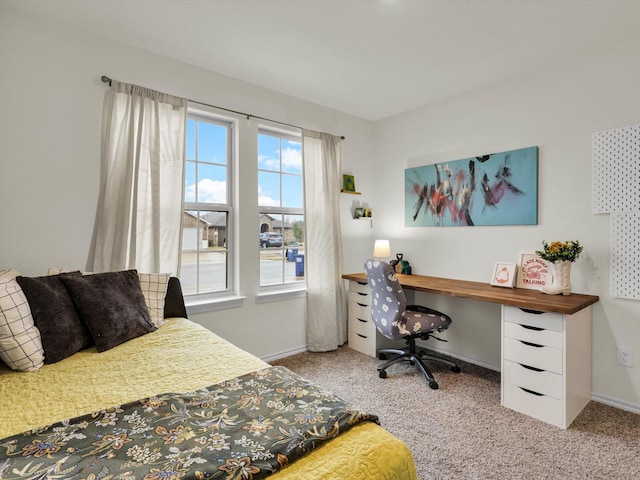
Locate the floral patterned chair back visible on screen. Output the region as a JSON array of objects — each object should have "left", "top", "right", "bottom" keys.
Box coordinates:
[{"left": 364, "top": 259, "right": 408, "bottom": 340}]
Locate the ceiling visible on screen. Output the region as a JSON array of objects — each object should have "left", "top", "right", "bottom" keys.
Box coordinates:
[{"left": 7, "top": 0, "right": 640, "bottom": 121}]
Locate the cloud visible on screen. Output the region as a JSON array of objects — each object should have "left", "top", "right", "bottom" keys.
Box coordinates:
[
  {"left": 185, "top": 179, "right": 226, "bottom": 203},
  {"left": 258, "top": 154, "right": 279, "bottom": 170},
  {"left": 259, "top": 146, "right": 302, "bottom": 172},
  {"left": 258, "top": 185, "right": 279, "bottom": 207},
  {"left": 282, "top": 146, "right": 302, "bottom": 172}
]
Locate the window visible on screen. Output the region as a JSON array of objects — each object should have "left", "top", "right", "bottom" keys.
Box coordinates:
[
  {"left": 181, "top": 113, "right": 233, "bottom": 295},
  {"left": 258, "top": 129, "right": 304, "bottom": 287}
]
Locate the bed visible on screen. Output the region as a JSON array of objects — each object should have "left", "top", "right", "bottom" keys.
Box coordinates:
[{"left": 0, "top": 271, "right": 417, "bottom": 480}]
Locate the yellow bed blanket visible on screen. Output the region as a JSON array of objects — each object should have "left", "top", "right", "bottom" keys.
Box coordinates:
[{"left": 0, "top": 318, "right": 417, "bottom": 480}]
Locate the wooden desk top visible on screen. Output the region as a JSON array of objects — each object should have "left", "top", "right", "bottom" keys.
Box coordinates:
[{"left": 342, "top": 272, "right": 599, "bottom": 315}]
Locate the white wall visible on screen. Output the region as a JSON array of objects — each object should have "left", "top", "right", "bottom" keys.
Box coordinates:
[
  {"left": 0, "top": 8, "right": 373, "bottom": 361},
  {"left": 366, "top": 38, "right": 640, "bottom": 410}
]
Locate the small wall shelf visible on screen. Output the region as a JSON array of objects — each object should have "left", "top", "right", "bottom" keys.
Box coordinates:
[{"left": 341, "top": 190, "right": 361, "bottom": 195}]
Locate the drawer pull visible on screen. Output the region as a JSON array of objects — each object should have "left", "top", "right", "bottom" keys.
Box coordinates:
[
  {"left": 356, "top": 333, "right": 367, "bottom": 339},
  {"left": 519, "top": 386, "right": 544, "bottom": 397},
  {"left": 519, "top": 363, "right": 544, "bottom": 372},
  {"left": 356, "top": 303, "right": 368, "bottom": 307},
  {"left": 357, "top": 318, "right": 368, "bottom": 323},
  {"left": 520, "top": 324, "right": 544, "bottom": 332},
  {"left": 519, "top": 308, "right": 544, "bottom": 315},
  {"left": 357, "top": 281, "right": 368, "bottom": 286},
  {"left": 520, "top": 340, "right": 543, "bottom": 348},
  {"left": 355, "top": 292, "right": 368, "bottom": 297}
]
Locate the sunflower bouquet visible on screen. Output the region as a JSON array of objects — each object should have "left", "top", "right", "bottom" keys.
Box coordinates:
[{"left": 535, "top": 240, "right": 583, "bottom": 263}]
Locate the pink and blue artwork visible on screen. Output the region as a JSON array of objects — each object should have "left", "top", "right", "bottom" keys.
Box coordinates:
[{"left": 405, "top": 146, "right": 538, "bottom": 227}]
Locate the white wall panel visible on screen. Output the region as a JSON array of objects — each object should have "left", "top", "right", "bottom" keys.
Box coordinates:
[
  {"left": 593, "top": 124, "right": 640, "bottom": 300},
  {"left": 611, "top": 212, "right": 640, "bottom": 300},
  {"left": 592, "top": 124, "right": 640, "bottom": 213}
]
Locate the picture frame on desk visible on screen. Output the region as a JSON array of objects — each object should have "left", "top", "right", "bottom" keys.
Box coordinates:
[
  {"left": 490, "top": 262, "right": 517, "bottom": 288},
  {"left": 516, "top": 251, "right": 551, "bottom": 290}
]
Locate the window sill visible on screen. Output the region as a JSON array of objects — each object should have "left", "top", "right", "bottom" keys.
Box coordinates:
[
  {"left": 255, "top": 287, "right": 307, "bottom": 304},
  {"left": 185, "top": 294, "right": 247, "bottom": 315}
]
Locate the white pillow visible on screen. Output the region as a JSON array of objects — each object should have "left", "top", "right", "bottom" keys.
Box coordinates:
[
  {"left": 137, "top": 273, "right": 170, "bottom": 327},
  {"left": 0, "top": 269, "right": 44, "bottom": 371},
  {"left": 48, "top": 268, "right": 170, "bottom": 328}
]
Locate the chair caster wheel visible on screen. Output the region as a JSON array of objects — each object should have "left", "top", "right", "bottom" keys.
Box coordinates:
[
  {"left": 378, "top": 353, "right": 387, "bottom": 360},
  {"left": 451, "top": 366, "right": 461, "bottom": 373},
  {"left": 429, "top": 381, "right": 439, "bottom": 390},
  {"left": 378, "top": 370, "right": 387, "bottom": 379}
]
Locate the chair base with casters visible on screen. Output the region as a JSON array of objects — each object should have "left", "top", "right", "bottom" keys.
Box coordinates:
[{"left": 377, "top": 331, "right": 460, "bottom": 390}]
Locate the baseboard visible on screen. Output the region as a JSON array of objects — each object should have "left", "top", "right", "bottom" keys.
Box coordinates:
[
  {"left": 261, "top": 345, "right": 308, "bottom": 363},
  {"left": 591, "top": 393, "right": 640, "bottom": 415}
]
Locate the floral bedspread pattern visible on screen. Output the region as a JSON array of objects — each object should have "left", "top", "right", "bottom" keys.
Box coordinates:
[{"left": 0, "top": 366, "right": 378, "bottom": 480}]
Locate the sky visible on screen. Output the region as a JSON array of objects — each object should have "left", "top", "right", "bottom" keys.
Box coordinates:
[{"left": 185, "top": 118, "right": 302, "bottom": 208}]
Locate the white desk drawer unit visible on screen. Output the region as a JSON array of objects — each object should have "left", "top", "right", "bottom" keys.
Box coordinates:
[
  {"left": 347, "top": 281, "right": 377, "bottom": 357},
  {"left": 502, "top": 337, "right": 563, "bottom": 374},
  {"left": 501, "top": 305, "right": 592, "bottom": 429},
  {"left": 503, "top": 360, "right": 563, "bottom": 399}
]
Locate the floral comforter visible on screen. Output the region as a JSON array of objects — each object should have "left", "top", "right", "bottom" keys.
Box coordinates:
[{"left": 0, "top": 366, "right": 378, "bottom": 480}]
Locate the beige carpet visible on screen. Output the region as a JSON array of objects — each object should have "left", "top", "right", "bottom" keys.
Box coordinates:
[{"left": 271, "top": 345, "right": 640, "bottom": 480}]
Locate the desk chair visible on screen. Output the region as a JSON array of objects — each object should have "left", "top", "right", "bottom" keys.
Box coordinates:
[{"left": 364, "top": 259, "right": 460, "bottom": 389}]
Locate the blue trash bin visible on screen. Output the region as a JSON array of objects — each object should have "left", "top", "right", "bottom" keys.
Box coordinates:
[
  {"left": 286, "top": 248, "right": 298, "bottom": 262},
  {"left": 295, "top": 254, "right": 304, "bottom": 277}
]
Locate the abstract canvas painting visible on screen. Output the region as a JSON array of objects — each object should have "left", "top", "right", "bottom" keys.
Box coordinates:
[{"left": 405, "top": 146, "right": 538, "bottom": 227}]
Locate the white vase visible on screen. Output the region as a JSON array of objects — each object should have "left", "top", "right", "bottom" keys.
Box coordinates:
[{"left": 541, "top": 260, "right": 572, "bottom": 295}]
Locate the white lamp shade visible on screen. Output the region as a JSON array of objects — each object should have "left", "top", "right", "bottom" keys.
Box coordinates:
[{"left": 373, "top": 239, "right": 391, "bottom": 258}]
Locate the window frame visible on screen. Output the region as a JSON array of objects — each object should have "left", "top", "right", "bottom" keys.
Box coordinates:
[
  {"left": 181, "top": 108, "right": 235, "bottom": 300},
  {"left": 257, "top": 126, "right": 305, "bottom": 291}
]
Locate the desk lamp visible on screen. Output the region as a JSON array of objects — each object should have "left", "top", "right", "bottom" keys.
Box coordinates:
[{"left": 373, "top": 239, "right": 391, "bottom": 261}]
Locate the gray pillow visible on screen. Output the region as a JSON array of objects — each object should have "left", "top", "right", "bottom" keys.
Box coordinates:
[
  {"left": 16, "top": 272, "right": 93, "bottom": 364},
  {"left": 59, "top": 270, "right": 156, "bottom": 352}
]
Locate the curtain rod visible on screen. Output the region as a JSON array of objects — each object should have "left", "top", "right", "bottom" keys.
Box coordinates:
[{"left": 101, "top": 76, "right": 345, "bottom": 140}]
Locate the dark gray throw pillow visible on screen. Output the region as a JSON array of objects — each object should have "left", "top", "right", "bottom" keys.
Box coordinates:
[
  {"left": 16, "top": 272, "right": 93, "bottom": 364},
  {"left": 59, "top": 270, "right": 156, "bottom": 352}
]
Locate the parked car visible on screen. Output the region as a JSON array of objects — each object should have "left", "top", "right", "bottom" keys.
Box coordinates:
[{"left": 259, "top": 232, "right": 283, "bottom": 247}]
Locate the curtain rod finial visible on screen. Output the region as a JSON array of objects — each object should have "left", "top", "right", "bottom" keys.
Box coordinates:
[{"left": 101, "top": 75, "right": 112, "bottom": 86}]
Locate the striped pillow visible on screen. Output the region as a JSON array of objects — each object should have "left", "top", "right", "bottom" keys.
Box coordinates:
[
  {"left": 0, "top": 269, "right": 44, "bottom": 371},
  {"left": 138, "top": 273, "right": 170, "bottom": 327}
]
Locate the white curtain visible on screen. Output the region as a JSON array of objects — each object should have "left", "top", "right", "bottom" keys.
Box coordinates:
[
  {"left": 302, "top": 130, "right": 347, "bottom": 351},
  {"left": 87, "top": 81, "right": 187, "bottom": 274}
]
